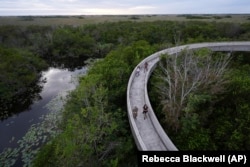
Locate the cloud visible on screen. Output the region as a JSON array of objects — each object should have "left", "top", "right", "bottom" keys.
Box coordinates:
[
  {"left": 153, "top": 0, "right": 250, "bottom": 14},
  {"left": 53, "top": 0, "right": 78, "bottom": 2},
  {"left": 129, "top": 6, "right": 156, "bottom": 10},
  {"left": 0, "top": 0, "right": 249, "bottom": 15}
]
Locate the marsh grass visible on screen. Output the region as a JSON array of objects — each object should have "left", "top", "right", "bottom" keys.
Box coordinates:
[{"left": 0, "top": 14, "right": 249, "bottom": 26}]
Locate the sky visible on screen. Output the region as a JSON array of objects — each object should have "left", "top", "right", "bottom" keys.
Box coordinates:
[{"left": 0, "top": 0, "right": 249, "bottom": 16}]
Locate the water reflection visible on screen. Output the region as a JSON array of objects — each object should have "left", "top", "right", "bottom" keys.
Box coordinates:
[
  {"left": 0, "top": 66, "right": 86, "bottom": 153},
  {"left": 0, "top": 79, "right": 44, "bottom": 120}
]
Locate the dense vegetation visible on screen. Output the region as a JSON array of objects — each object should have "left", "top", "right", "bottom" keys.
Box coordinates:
[
  {"left": 151, "top": 49, "right": 232, "bottom": 131},
  {"left": 0, "top": 19, "right": 250, "bottom": 166},
  {"left": 0, "top": 46, "right": 47, "bottom": 119},
  {"left": 33, "top": 41, "right": 157, "bottom": 166},
  {"left": 149, "top": 50, "right": 250, "bottom": 150}
]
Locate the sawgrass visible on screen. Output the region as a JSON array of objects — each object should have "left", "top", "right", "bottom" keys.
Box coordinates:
[{"left": 0, "top": 14, "right": 249, "bottom": 26}]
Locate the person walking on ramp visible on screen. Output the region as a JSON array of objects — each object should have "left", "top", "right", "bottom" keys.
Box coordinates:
[
  {"left": 143, "top": 104, "right": 148, "bottom": 120},
  {"left": 144, "top": 61, "right": 148, "bottom": 73},
  {"left": 135, "top": 66, "right": 141, "bottom": 77},
  {"left": 132, "top": 106, "right": 138, "bottom": 119}
]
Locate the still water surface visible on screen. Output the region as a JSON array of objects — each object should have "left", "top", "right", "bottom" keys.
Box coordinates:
[{"left": 0, "top": 67, "right": 86, "bottom": 153}]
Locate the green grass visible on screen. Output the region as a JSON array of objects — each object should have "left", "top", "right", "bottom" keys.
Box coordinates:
[{"left": 0, "top": 14, "right": 250, "bottom": 26}]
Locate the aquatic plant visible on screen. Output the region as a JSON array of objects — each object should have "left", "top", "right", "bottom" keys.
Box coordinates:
[{"left": 0, "top": 91, "right": 69, "bottom": 166}]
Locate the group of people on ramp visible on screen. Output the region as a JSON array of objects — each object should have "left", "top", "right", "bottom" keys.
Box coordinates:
[
  {"left": 132, "top": 104, "right": 148, "bottom": 120},
  {"left": 133, "top": 61, "right": 149, "bottom": 120},
  {"left": 135, "top": 61, "right": 148, "bottom": 77}
]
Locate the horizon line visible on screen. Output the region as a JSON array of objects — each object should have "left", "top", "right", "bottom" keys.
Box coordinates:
[{"left": 1, "top": 13, "right": 250, "bottom": 17}]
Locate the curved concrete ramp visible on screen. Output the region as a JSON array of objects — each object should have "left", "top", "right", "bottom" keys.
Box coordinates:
[{"left": 127, "top": 42, "right": 250, "bottom": 151}]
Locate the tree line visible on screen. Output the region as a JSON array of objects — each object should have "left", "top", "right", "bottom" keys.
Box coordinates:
[{"left": 1, "top": 21, "right": 250, "bottom": 61}]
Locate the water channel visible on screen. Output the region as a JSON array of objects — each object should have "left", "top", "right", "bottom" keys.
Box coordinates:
[{"left": 0, "top": 66, "right": 86, "bottom": 166}]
